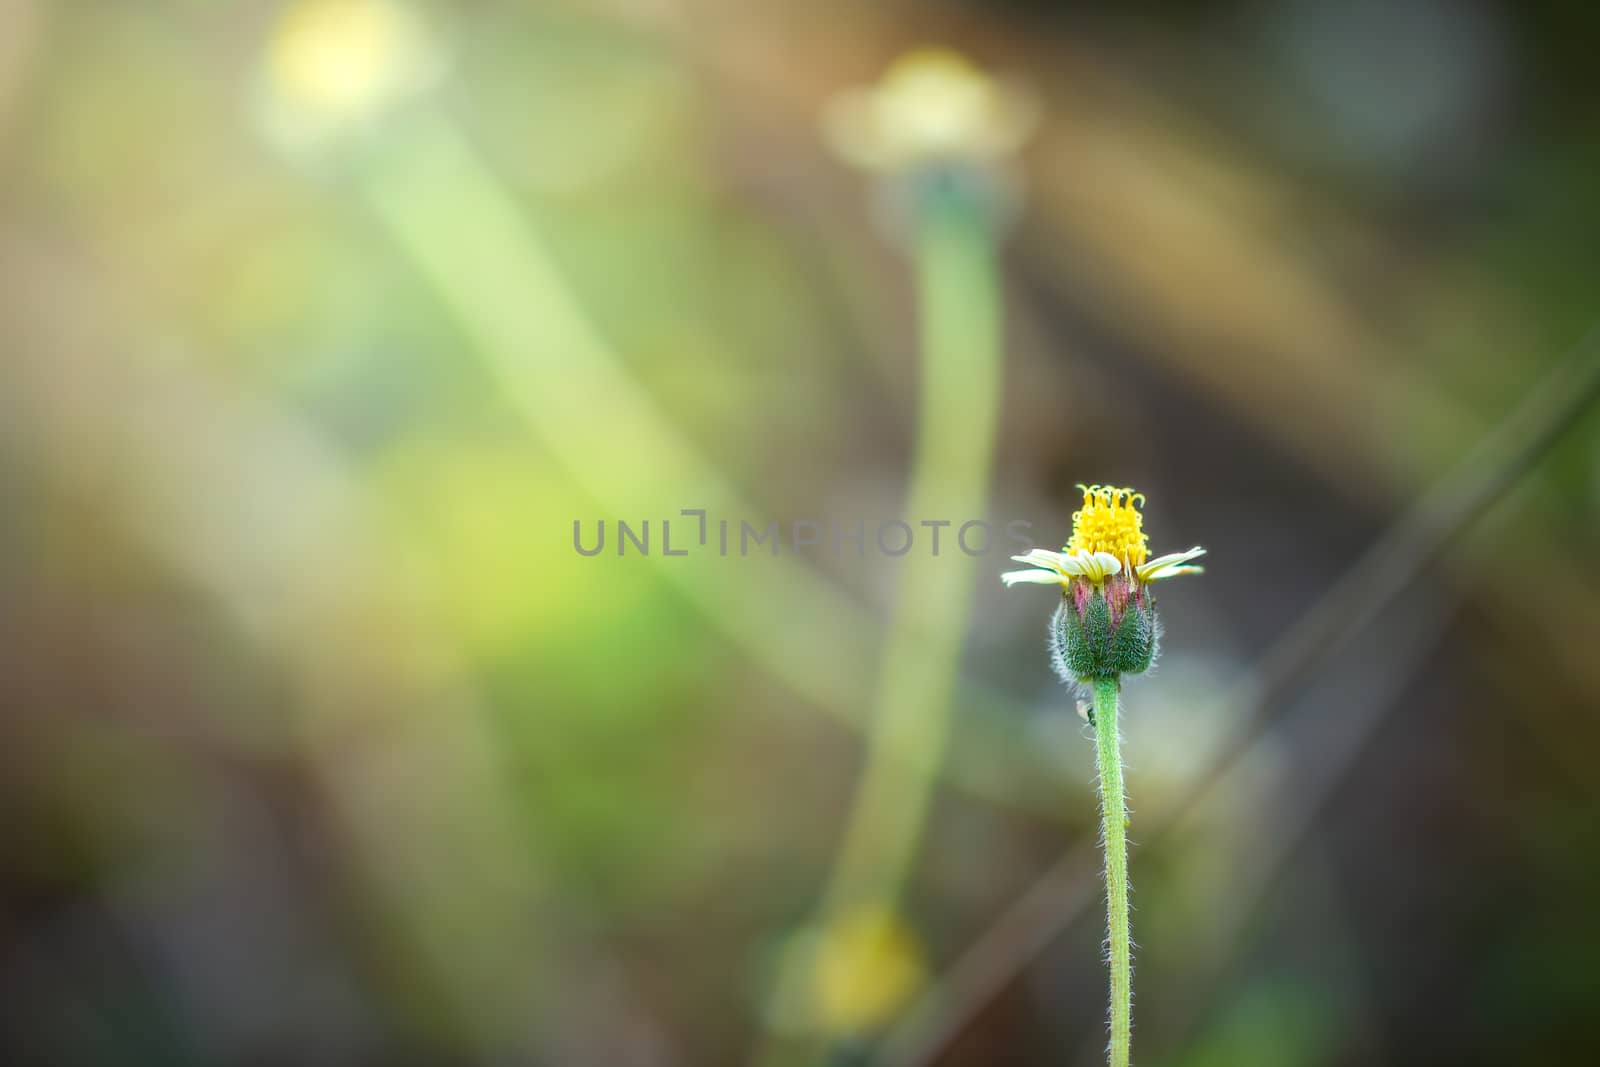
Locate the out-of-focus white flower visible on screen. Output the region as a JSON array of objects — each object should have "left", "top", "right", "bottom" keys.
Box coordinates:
[{"left": 824, "top": 48, "right": 1036, "bottom": 174}]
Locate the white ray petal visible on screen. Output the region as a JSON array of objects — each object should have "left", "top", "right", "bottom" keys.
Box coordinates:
[
  {"left": 1056, "top": 552, "right": 1090, "bottom": 575},
  {"left": 1065, "top": 551, "right": 1120, "bottom": 583},
  {"left": 1137, "top": 545, "right": 1207, "bottom": 582},
  {"left": 1000, "top": 568, "right": 1067, "bottom": 587},
  {"left": 1145, "top": 564, "right": 1205, "bottom": 581},
  {"left": 1144, "top": 546, "right": 1207, "bottom": 570},
  {"left": 1010, "top": 549, "right": 1069, "bottom": 569},
  {"left": 1090, "top": 551, "right": 1123, "bottom": 575}
]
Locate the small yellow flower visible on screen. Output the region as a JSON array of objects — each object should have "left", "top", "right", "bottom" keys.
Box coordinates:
[
  {"left": 824, "top": 48, "right": 1036, "bottom": 174},
  {"left": 1004, "top": 486, "right": 1202, "bottom": 681},
  {"left": 1002, "top": 485, "right": 1205, "bottom": 590}
]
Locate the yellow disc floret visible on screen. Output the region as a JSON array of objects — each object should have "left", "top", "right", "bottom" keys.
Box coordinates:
[{"left": 1066, "top": 485, "right": 1149, "bottom": 566}]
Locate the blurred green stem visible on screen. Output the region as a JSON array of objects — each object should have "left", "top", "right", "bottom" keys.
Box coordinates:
[
  {"left": 365, "top": 121, "right": 1006, "bottom": 1061},
  {"left": 757, "top": 176, "right": 1004, "bottom": 1067},
  {"left": 361, "top": 110, "right": 1055, "bottom": 818},
  {"left": 1092, "top": 677, "right": 1131, "bottom": 1067},
  {"left": 822, "top": 178, "right": 1002, "bottom": 915}
]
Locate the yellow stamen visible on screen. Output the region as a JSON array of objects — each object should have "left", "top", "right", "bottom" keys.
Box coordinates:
[{"left": 1066, "top": 484, "right": 1149, "bottom": 566}]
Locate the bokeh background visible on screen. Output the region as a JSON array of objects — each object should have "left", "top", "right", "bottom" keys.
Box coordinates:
[{"left": 3, "top": 1, "right": 1599, "bottom": 1065}]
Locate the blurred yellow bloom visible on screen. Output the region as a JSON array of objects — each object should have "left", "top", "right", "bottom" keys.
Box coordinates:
[
  {"left": 810, "top": 904, "right": 926, "bottom": 1035},
  {"left": 824, "top": 48, "right": 1036, "bottom": 173},
  {"left": 262, "top": 0, "right": 442, "bottom": 144}
]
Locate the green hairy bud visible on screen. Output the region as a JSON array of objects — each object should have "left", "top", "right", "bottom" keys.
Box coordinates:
[{"left": 1050, "top": 580, "right": 1160, "bottom": 683}]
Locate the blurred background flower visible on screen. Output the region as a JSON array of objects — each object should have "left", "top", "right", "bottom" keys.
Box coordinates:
[
  {"left": 823, "top": 47, "right": 1035, "bottom": 173},
  {"left": 1, "top": 2, "right": 1598, "bottom": 1066},
  {"left": 261, "top": 0, "right": 444, "bottom": 148}
]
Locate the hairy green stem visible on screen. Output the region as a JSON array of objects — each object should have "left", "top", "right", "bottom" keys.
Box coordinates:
[{"left": 1093, "top": 677, "right": 1131, "bottom": 1067}]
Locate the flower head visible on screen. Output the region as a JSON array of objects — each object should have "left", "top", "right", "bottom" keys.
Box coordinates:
[
  {"left": 1002, "top": 485, "right": 1205, "bottom": 590},
  {"left": 1002, "top": 485, "right": 1204, "bottom": 681}
]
